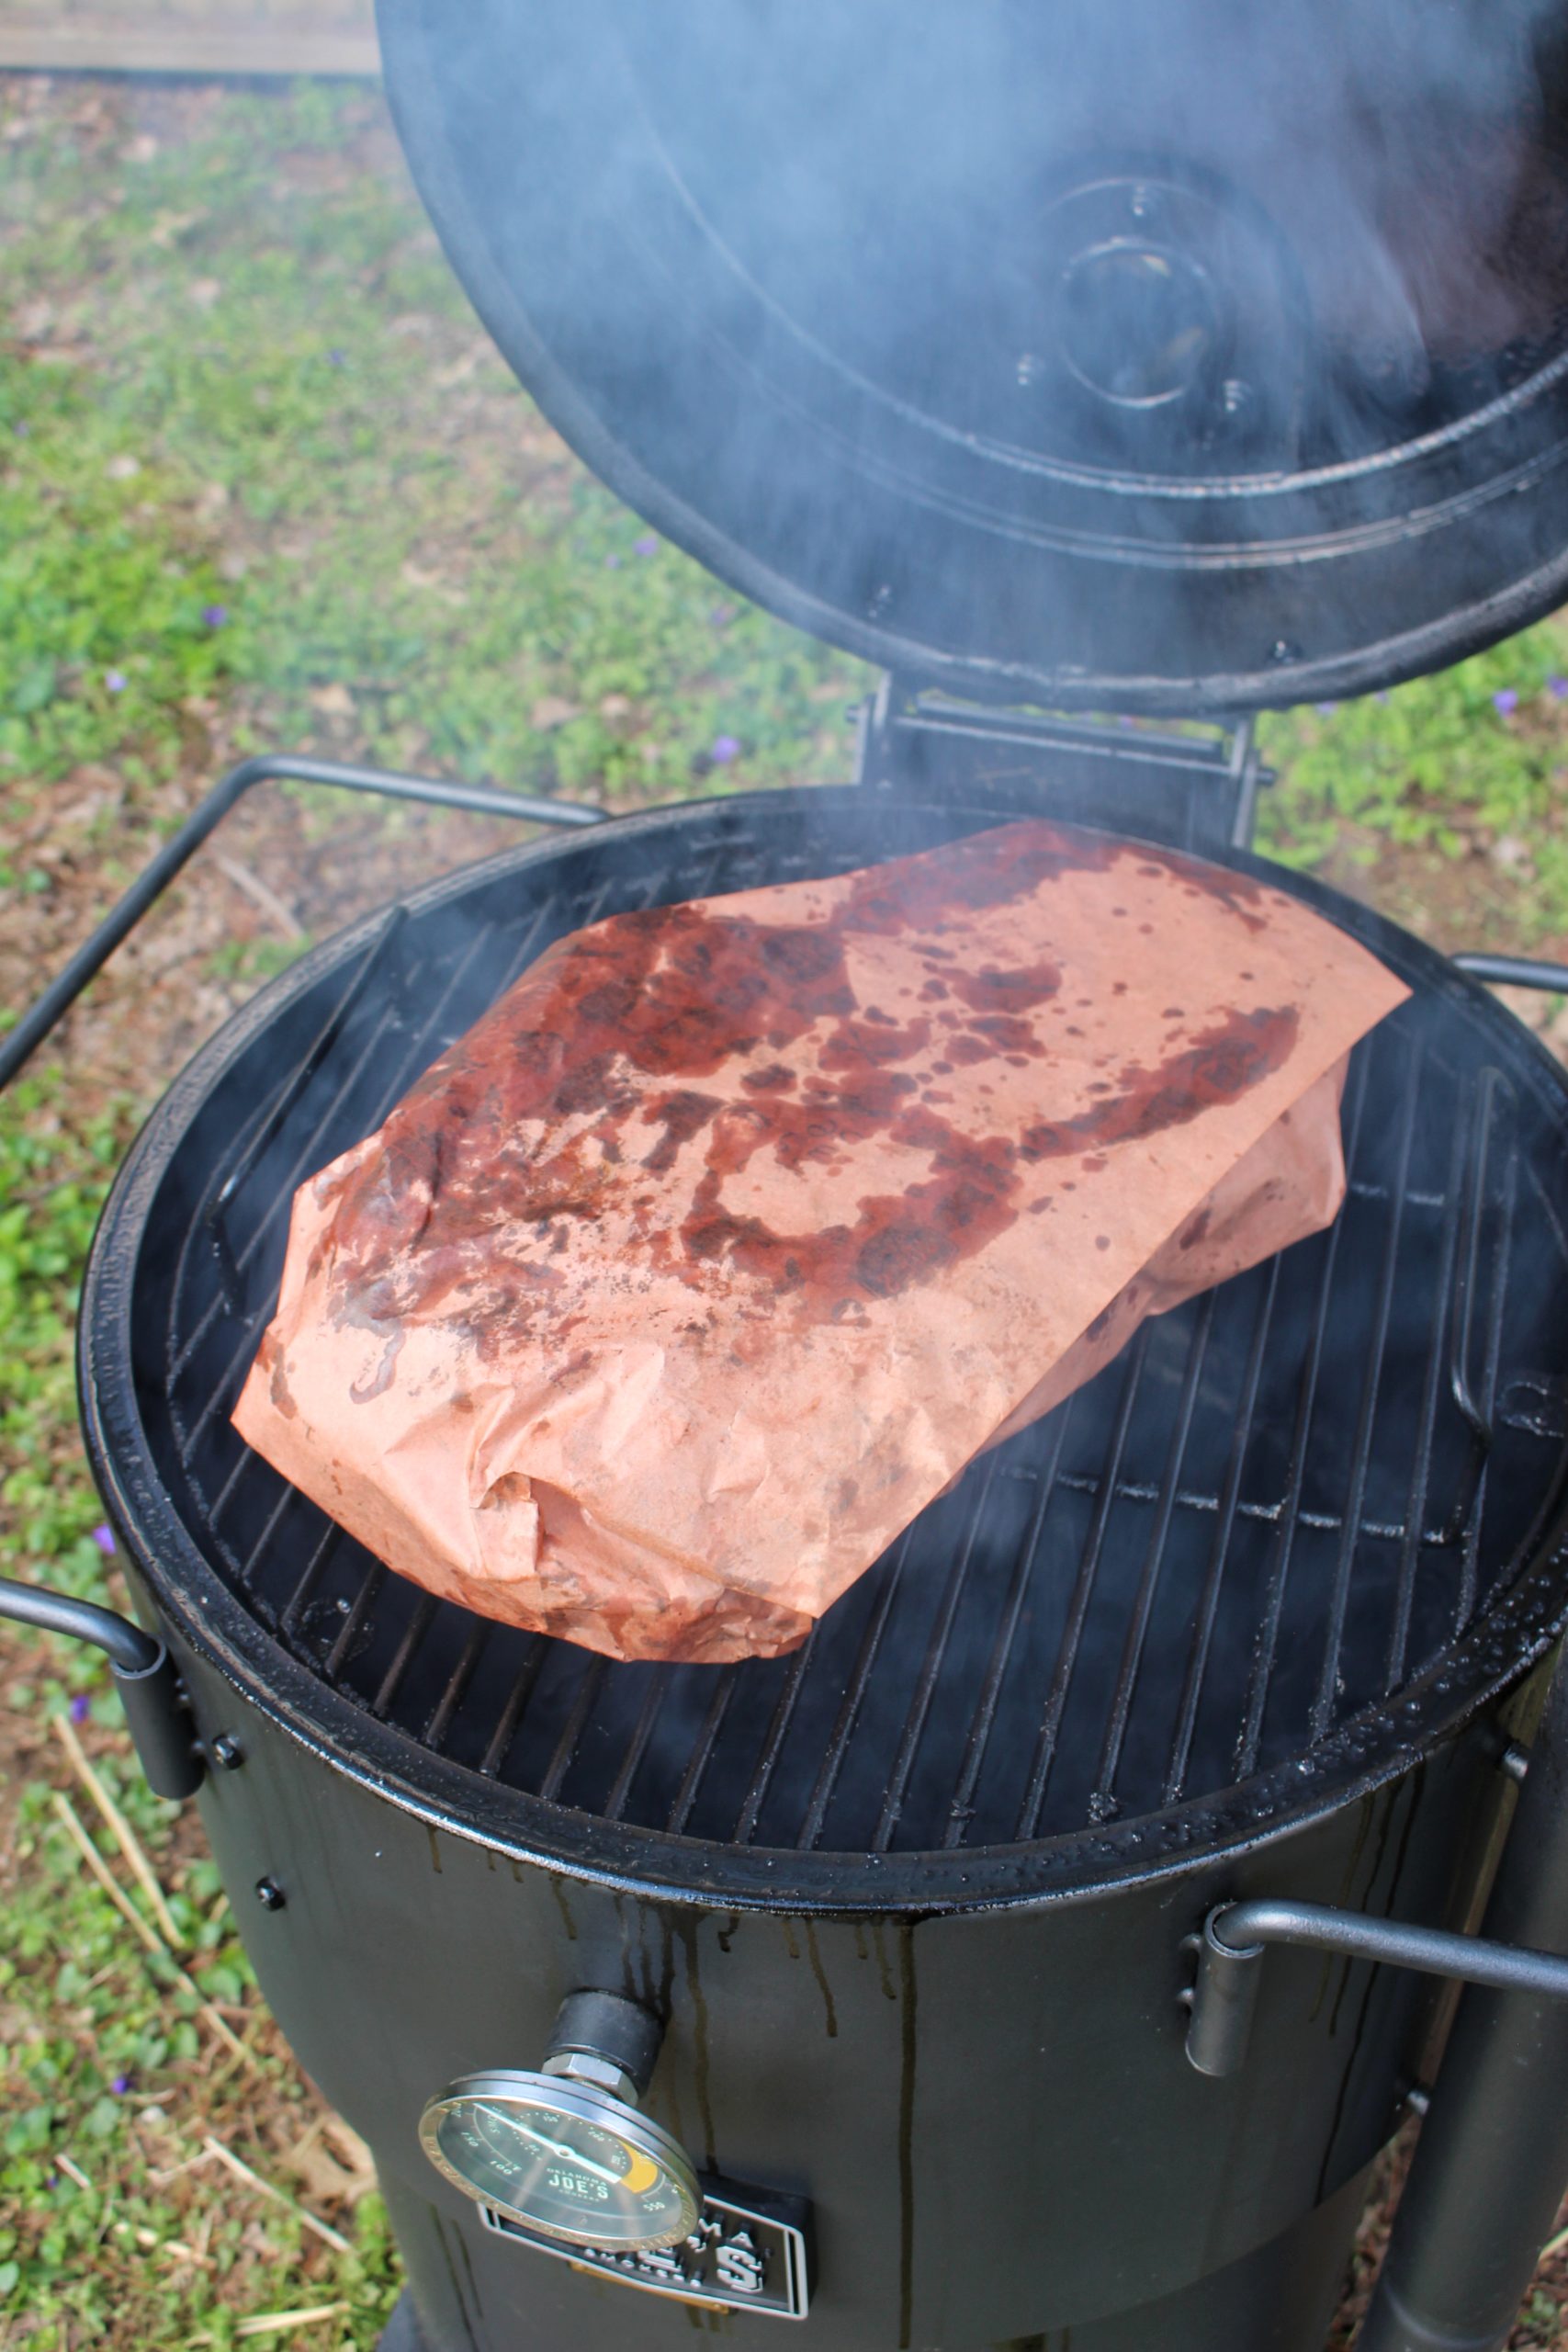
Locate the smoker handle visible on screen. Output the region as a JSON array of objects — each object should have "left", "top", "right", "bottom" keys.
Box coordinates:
[
  {"left": 0, "top": 752, "right": 606, "bottom": 1091},
  {"left": 1451, "top": 952, "right": 1568, "bottom": 993},
  {"left": 0, "top": 1574, "right": 205, "bottom": 1801},
  {"left": 1183, "top": 1897, "right": 1568, "bottom": 2079}
]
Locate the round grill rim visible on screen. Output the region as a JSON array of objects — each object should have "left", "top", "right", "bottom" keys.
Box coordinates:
[{"left": 78, "top": 789, "right": 1568, "bottom": 1914}]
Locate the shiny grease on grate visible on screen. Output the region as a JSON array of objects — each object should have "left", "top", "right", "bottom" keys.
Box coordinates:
[{"left": 154, "top": 816, "right": 1567, "bottom": 1856}]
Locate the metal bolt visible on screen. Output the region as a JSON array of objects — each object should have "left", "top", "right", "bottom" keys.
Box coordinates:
[
  {"left": 542, "top": 2050, "right": 641, "bottom": 2107},
  {"left": 210, "top": 1735, "right": 243, "bottom": 1770},
  {"left": 1269, "top": 639, "right": 1303, "bottom": 666},
  {"left": 1500, "top": 1741, "right": 1531, "bottom": 1786},
  {"left": 254, "top": 1876, "right": 286, "bottom": 1911}
]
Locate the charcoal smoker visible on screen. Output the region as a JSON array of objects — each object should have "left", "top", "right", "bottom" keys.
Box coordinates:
[{"left": 12, "top": 3, "right": 1568, "bottom": 2346}]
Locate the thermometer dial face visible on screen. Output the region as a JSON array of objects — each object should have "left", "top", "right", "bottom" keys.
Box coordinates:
[{"left": 419, "top": 2072, "right": 700, "bottom": 2251}]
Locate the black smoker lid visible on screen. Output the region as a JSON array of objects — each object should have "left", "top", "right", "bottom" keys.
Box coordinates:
[{"left": 377, "top": 0, "right": 1568, "bottom": 716}]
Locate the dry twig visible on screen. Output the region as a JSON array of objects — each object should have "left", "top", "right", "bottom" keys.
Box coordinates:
[
  {"left": 49, "top": 1794, "right": 249, "bottom": 2064},
  {"left": 234, "top": 2310, "right": 349, "bottom": 2341},
  {"left": 51, "top": 1791, "right": 162, "bottom": 1958},
  {"left": 51, "top": 1712, "right": 183, "bottom": 1946},
  {"left": 202, "top": 2134, "right": 353, "bottom": 2256},
  {"left": 187, "top": 2308, "right": 349, "bottom": 2346},
  {"left": 215, "top": 854, "right": 306, "bottom": 941}
]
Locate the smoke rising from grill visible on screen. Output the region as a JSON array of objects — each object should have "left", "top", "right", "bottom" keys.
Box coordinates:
[{"left": 379, "top": 0, "right": 1568, "bottom": 711}]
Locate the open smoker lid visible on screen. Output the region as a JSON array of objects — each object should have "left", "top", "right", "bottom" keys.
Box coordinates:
[{"left": 378, "top": 0, "right": 1568, "bottom": 716}]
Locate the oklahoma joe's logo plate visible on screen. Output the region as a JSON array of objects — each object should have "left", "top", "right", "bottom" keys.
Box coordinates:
[{"left": 480, "top": 2178, "right": 811, "bottom": 2320}]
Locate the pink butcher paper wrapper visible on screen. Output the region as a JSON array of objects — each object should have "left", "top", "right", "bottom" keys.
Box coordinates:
[{"left": 234, "top": 820, "right": 1410, "bottom": 1664}]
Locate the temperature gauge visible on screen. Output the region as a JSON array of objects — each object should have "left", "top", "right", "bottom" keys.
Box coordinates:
[{"left": 420, "top": 2070, "right": 700, "bottom": 2252}]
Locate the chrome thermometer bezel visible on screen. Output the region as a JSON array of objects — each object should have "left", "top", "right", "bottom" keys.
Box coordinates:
[{"left": 419, "top": 2069, "right": 701, "bottom": 2252}]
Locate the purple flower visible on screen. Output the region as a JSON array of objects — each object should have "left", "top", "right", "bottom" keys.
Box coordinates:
[
  {"left": 327, "top": 349, "right": 348, "bottom": 368},
  {"left": 92, "top": 1525, "right": 116, "bottom": 1556},
  {"left": 634, "top": 535, "right": 659, "bottom": 557},
  {"left": 1550, "top": 676, "right": 1568, "bottom": 701},
  {"left": 1315, "top": 702, "right": 1337, "bottom": 718},
  {"left": 104, "top": 671, "right": 127, "bottom": 695},
  {"left": 13, "top": 421, "right": 29, "bottom": 438},
  {"left": 1494, "top": 687, "right": 1519, "bottom": 718},
  {"left": 110, "top": 2075, "right": 130, "bottom": 2096},
  {"left": 710, "top": 735, "right": 740, "bottom": 765},
  {"left": 604, "top": 553, "right": 622, "bottom": 570},
  {"left": 200, "top": 604, "right": 227, "bottom": 629},
  {"left": 69, "top": 1695, "right": 90, "bottom": 1725}
]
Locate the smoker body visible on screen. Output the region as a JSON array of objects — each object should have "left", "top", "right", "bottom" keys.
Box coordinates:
[
  {"left": 164, "top": 1629, "right": 1502, "bottom": 2351},
  {"left": 74, "top": 791, "right": 1568, "bottom": 2350},
  {"left": 6, "top": 0, "right": 1568, "bottom": 2333}
]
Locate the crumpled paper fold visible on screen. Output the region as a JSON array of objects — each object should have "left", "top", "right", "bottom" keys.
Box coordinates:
[{"left": 234, "top": 820, "right": 1409, "bottom": 1663}]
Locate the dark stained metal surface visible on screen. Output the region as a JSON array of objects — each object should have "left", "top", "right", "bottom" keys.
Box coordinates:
[{"left": 81, "top": 790, "right": 1568, "bottom": 1905}]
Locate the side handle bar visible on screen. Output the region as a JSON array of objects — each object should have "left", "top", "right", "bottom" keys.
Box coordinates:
[
  {"left": 1184, "top": 1895, "right": 1568, "bottom": 2079},
  {"left": 0, "top": 1573, "right": 204, "bottom": 1801},
  {"left": 0, "top": 752, "right": 604, "bottom": 1091},
  {"left": 1451, "top": 951, "right": 1568, "bottom": 994}
]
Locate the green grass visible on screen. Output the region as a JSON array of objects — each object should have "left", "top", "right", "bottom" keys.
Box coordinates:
[
  {"left": 0, "top": 1077, "right": 401, "bottom": 2347},
  {"left": 5, "top": 65, "right": 1568, "bottom": 2352},
  {"left": 1258, "top": 643, "right": 1568, "bottom": 933},
  {"left": 0, "top": 76, "right": 866, "bottom": 853}
]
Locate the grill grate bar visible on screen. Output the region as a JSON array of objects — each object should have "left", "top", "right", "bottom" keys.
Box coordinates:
[
  {"left": 278, "top": 1520, "right": 348, "bottom": 1641},
  {"left": 216, "top": 1467, "right": 295, "bottom": 1607},
  {"left": 327, "top": 1565, "right": 386, "bottom": 1678},
  {"left": 942, "top": 1404, "right": 1076, "bottom": 1848},
  {"left": 998, "top": 1461, "right": 1491, "bottom": 1544},
  {"left": 603, "top": 1670, "right": 672, "bottom": 1825},
  {"left": 221, "top": 908, "right": 509, "bottom": 1290},
  {"left": 1092, "top": 1289, "right": 1218, "bottom": 1816},
  {"left": 175, "top": 885, "right": 627, "bottom": 1509},
  {"left": 1455, "top": 1086, "right": 1519, "bottom": 1634},
  {"left": 1234, "top": 1055, "right": 1373, "bottom": 1776},
  {"left": 1164, "top": 1255, "right": 1281, "bottom": 1804},
  {"left": 874, "top": 1453, "right": 1006, "bottom": 1852},
  {"left": 479, "top": 1638, "right": 548, "bottom": 1780},
  {"left": 796, "top": 1529, "right": 916, "bottom": 1850},
  {"left": 665, "top": 1669, "right": 740, "bottom": 1837},
  {"left": 372, "top": 1593, "right": 438, "bottom": 1719},
  {"left": 1310, "top": 1038, "right": 1424, "bottom": 1739},
  {"left": 209, "top": 911, "right": 412, "bottom": 1273},
  {"left": 424, "top": 1619, "right": 491, "bottom": 1754},
  {"left": 169, "top": 913, "right": 412, "bottom": 1395},
  {"left": 175, "top": 989, "right": 431, "bottom": 1464},
  {"left": 1347, "top": 1182, "right": 1446, "bottom": 1209},
  {"left": 539, "top": 1660, "right": 608, "bottom": 1804},
  {"left": 1015, "top": 1326, "right": 1154, "bottom": 1841},
  {"left": 734, "top": 1631, "right": 821, "bottom": 1846},
  {"left": 1384, "top": 1100, "right": 1472, "bottom": 1691}
]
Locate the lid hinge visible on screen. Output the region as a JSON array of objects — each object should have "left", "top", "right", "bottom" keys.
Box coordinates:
[{"left": 853, "top": 676, "right": 1272, "bottom": 855}]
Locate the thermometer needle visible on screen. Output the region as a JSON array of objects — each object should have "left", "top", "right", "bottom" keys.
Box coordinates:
[{"left": 477, "top": 2108, "right": 624, "bottom": 2188}]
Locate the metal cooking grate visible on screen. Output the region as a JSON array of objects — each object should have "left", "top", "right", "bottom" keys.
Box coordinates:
[{"left": 127, "top": 797, "right": 1568, "bottom": 1856}]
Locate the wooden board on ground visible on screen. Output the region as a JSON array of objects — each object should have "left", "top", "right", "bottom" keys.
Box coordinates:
[{"left": 0, "top": 13, "right": 378, "bottom": 76}]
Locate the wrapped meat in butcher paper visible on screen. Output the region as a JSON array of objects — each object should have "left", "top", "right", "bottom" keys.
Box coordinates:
[{"left": 234, "top": 820, "right": 1409, "bottom": 1664}]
